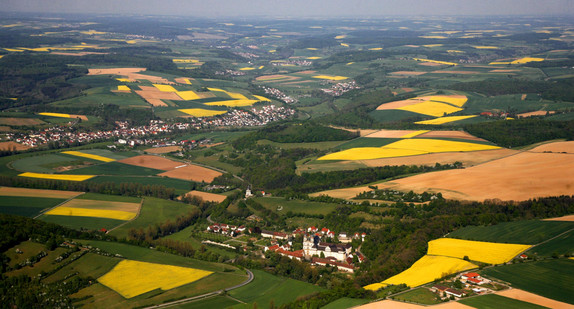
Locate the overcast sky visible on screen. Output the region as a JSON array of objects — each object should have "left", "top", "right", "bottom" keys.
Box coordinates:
[{"left": 2, "top": 0, "right": 573, "bottom": 17}]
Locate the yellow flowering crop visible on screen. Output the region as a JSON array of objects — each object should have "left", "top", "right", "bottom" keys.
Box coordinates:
[
  {"left": 180, "top": 78, "right": 192, "bottom": 84},
  {"left": 365, "top": 255, "right": 477, "bottom": 290},
  {"left": 400, "top": 130, "right": 429, "bottom": 138},
  {"left": 45, "top": 206, "right": 137, "bottom": 221},
  {"left": 369, "top": 47, "right": 383, "bottom": 50},
  {"left": 153, "top": 84, "right": 177, "bottom": 92},
  {"left": 306, "top": 48, "right": 318, "bottom": 50},
  {"left": 176, "top": 91, "right": 201, "bottom": 101},
  {"left": 18, "top": 172, "right": 95, "bottom": 181},
  {"left": 415, "top": 115, "right": 478, "bottom": 125},
  {"left": 413, "top": 58, "right": 458, "bottom": 66},
  {"left": 312, "top": 75, "right": 348, "bottom": 81},
  {"left": 254, "top": 95, "right": 271, "bottom": 102},
  {"left": 428, "top": 238, "right": 531, "bottom": 265},
  {"left": 419, "top": 35, "right": 448, "bottom": 39},
  {"left": 318, "top": 147, "right": 428, "bottom": 161},
  {"left": 62, "top": 151, "right": 116, "bottom": 162},
  {"left": 397, "top": 101, "right": 463, "bottom": 117},
  {"left": 334, "top": 35, "right": 346, "bottom": 39},
  {"left": 227, "top": 92, "right": 248, "bottom": 100},
  {"left": 116, "top": 78, "right": 132, "bottom": 82},
  {"left": 239, "top": 67, "right": 256, "bottom": 71},
  {"left": 307, "top": 57, "right": 322, "bottom": 60},
  {"left": 473, "top": 46, "right": 499, "bottom": 49},
  {"left": 38, "top": 112, "right": 71, "bottom": 118},
  {"left": 429, "top": 96, "right": 468, "bottom": 107},
  {"left": 179, "top": 109, "right": 227, "bottom": 117},
  {"left": 173, "top": 59, "right": 199, "bottom": 63},
  {"left": 207, "top": 87, "right": 226, "bottom": 92},
  {"left": 204, "top": 100, "right": 259, "bottom": 107},
  {"left": 340, "top": 43, "right": 350, "bottom": 47},
  {"left": 98, "top": 260, "right": 212, "bottom": 298},
  {"left": 117, "top": 85, "right": 130, "bottom": 91},
  {"left": 511, "top": 57, "right": 544, "bottom": 64}
]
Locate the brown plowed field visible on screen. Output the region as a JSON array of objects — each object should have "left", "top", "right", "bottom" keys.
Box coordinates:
[
  {"left": 432, "top": 70, "right": 478, "bottom": 74},
  {"left": 496, "top": 289, "right": 574, "bottom": 309},
  {"left": 135, "top": 86, "right": 181, "bottom": 106},
  {"left": 88, "top": 68, "right": 146, "bottom": 75},
  {"left": 0, "top": 118, "right": 44, "bottom": 126},
  {"left": 365, "top": 129, "right": 424, "bottom": 138},
  {"left": 376, "top": 98, "right": 426, "bottom": 110},
  {"left": 361, "top": 149, "right": 517, "bottom": 167},
  {"left": 0, "top": 141, "right": 31, "bottom": 151},
  {"left": 180, "top": 190, "right": 226, "bottom": 203},
  {"left": 518, "top": 111, "right": 554, "bottom": 118},
  {"left": 377, "top": 142, "right": 574, "bottom": 201},
  {"left": 158, "top": 165, "right": 222, "bottom": 183},
  {"left": 355, "top": 300, "right": 473, "bottom": 309},
  {"left": 144, "top": 146, "right": 183, "bottom": 154},
  {"left": 118, "top": 155, "right": 183, "bottom": 171},
  {"left": 530, "top": 141, "right": 574, "bottom": 153},
  {"left": 0, "top": 187, "right": 82, "bottom": 199},
  {"left": 544, "top": 214, "right": 574, "bottom": 222}
]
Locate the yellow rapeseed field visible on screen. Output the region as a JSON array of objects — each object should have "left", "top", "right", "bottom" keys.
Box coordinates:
[
  {"left": 429, "top": 95, "right": 468, "bottom": 107},
  {"left": 173, "top": 59, "right": 199, "bottom": 63},
  {"left": 415, "top": 115, "right": 478, "bottom": 125},
  {"left": 117, "top": 85, "right": 130, "bottom": 91},
  {"left": 204, "top": 100, "right": 259, "bottom": 107},
  {"left": 254, "top": 95, "right": 271, "bottom": 102},
  {"left": 397, "top": 101, "right": 463, "bottom": 117},
  {"left": 180, "top": 78, "right": 192, "bottom": 84},
  {"left": 473, "top": 46, "right": 499, "bottom": 49},
  {"left": 413, "top": 58, "right": 458, "bottom": 66},
  {"left": 98, "top": 260, "right": 212, "bottom": 298},
  {"left": 45, "top": 206, "right": 137, "bottom": 221},
  {"left": 62, "top": 151, "right": 116, "bottom": 162},
  {"left": 318, "top": 147, "right": 428, "bottom": 161},
  {"left": 227, "top": 92, "right": 248, "bottom": 100},
  {"left": 116, "top": 78, "right": 132, "bottom": 82},
  {"left": 419, "top": 35, "right": 448, "bottom": 39},
  {"left": 364, "top": 255, "right": 477, "bottom": 290},
  {"left": 207, "top": 87, "right": 226, "bottom": 92},
  {"left": 38, "top": 112, "right": 71, "bottom": 118},
  {"left": 179, "top": 109, "right": 227, "bottom": 117},
  {"left": 153, "top": 84, "right": 177, "bottom": 92},
  {"left": 176, "top": 91, "right": 200, "bottom": 101},
  {"left": 18, "top": 172, "right": 95, "bottom": 181},
  {"left": 511, "top": 57, "right": 545, "bottom": 64},
  {"left": 239, "top": 67, "right": 256, "bottom": 70},
  {"left": 334, "top": 35, "right": 346, "bottom": 39},
  {"left": 428, "top": 238, "right": 531, "bottom": 264},
  {"left": 340, "top": 43, "right": 350, "bottom": 47},
  {"left": 400, "top": 130, "right": 429, "bottom": 138},
  {"left": 312, "top": 75, "right": 348, "bottom": 81},
  {"left": 369, "top": 47, "right": 383, "bottom": 51},
  {"left": 307, "top": 57, "right": 322, "bottom": 60},
  {"left": 318, "top": 138, "right": 499, "bottom": 161}
]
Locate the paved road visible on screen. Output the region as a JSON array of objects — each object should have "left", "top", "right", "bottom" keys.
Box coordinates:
[{"left": 143, "top": 268, "right": 254, "bottom": 309}]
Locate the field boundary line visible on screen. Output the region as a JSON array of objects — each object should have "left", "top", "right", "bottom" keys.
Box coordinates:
[
  {"left": 108, "top": 198, "right": 144, "bottom": 233},
  {"left": 33, "top": 191, "right": 85, "bottom": 219}
]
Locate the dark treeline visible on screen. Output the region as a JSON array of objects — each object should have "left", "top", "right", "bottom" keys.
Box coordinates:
[
  {"left": 465, "top": 118, "right": 574, "bottom": 148},
  {"left": 357, "top": 196, "right": 574, "bottom": 287},
  {"left": 450, "top": 78, "right": 574, "bottom": 102},
  {"left": 0, "top": 176, "right": 176, "bottom": 200}
]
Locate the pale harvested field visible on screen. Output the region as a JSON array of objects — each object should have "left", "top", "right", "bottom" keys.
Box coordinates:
[
  {"left": 128, "top": 73, "right": 173, "bottom": 84},
  {"left": 402, "top": 88, "right": 414, "bottom": 92},
  {"left": 0, "top": 186, "right": 82, "bottom": 199},
  {"left": 297, "top": 70, "right": 317, "bottom": 74},
  {"left": 88, "top": 68, "right": 146, "bottom": 75},
  {"left": 180, "top": 190, "right": 227, "bottom": 203},
  {"left": 497, "top": 289, "right": 574, "bottom": 309},
  {"left": 59, "top": 199, "right": 140, "bottom": 212},
  {"left": 174, "top": 77, "right": 195, "bottom": 84},
  {"left": 197, "top": 92, "right": 216, "bottom": 99},
  {"left": 530, "top": 141, "right": 574, "bottom": 153},
  {"left": 490, "top": 69, "right": 520, "bottom": 72},
  {"left": 355, "top": 300, "right": 473, "bottom": 309},
  {"left": 544, "top": 214, "right": 574, "bottom": 222},
  {"left": 68, "top": 114, "right": 89, "bottom": 121},
  {"left": 0, "top": 117, "right": 44, "bottom": 126},
  {"left": 135, "top": 86, "right": 181, "bottom": 106},
  {"left": 255, "top": 74, "right": 297, "bottom": 81},
  {"left": 330, "top": 126, "right": 378, "bottom": 137},
  {"left": 144, "top": 146, "right": 182, "bottom": 154},
  {"left": 361, "top": 149, "right": 518, "bottom": 167},
  {"left": 118, "top": 155, "right": 183, "bottom": 171},
  {"left": 376, "top": 98, "right": 427, "bottom": 110},
  {"left": 378, "top": 143, "right": 574, "bottom": 201},
  {"left": 432, "top": 70, "right": 478, "bottom": 74},
  {"left": 365, "top": 129, "right": 424, "bottom": 138},
  {"left": 518, "top": 111, "right": 555, "bottom": 118},
  {"left": 0, "top": 126, "right": 11, "bottom": 132},
  {"left": 416, "top": 130, "right": 487, "bottom": 141},
  {"left": 389, "top": 71, "right": 427, "bottom": 76},
  {"left": 310, "top": 187, "right": 370, "bottom": 200},
  {"left": 158, "top": 164, "right": 222, "bottom": 183},
  {"left": 418, "top": 62, "right": 443, "bottom": 66},
  {"left": 0, "top": 141, "right": 30, "bottom": 151}
]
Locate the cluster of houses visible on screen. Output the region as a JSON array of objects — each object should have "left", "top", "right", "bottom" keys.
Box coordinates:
[
  {"left": 206, "top": 222, "right": 246, "bottom": 237},
  {"left": 260, "top": 86, "right": 297, "bottom": 104},
  {"left": 431, "top": 272, "right": 494, "bottom": 300},
  {"left": 320, "top": 80, "right": 361, "bottom": 97},
  {"left": 9, "top": 104, "right": 295, "bottom": 149}
]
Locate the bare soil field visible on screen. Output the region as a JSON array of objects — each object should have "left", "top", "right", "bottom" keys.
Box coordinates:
[
  {"left": 377, "top": 142, "right": 574, "bottom": 201},
  {"left": 180, "top": 190, "right": 226, "bottom": 203},
  {"left": 0, "top": 118, "right": 44, "bottom": 126},
  {"left": 361, "top": 149, "right": 517, "bottom": 167},
  {"left": 60, "top": 199, "right": 140, "bottom": 212},
  {"left": 0, "top": 126, "right": 11, "bottom": 132},
  {"left": 376, "top": 98, "right": 426, "bottom": 110},
  {"left": 496, "top": 289, "right": 574, "bottom": 309},
  {"left": 330, "top": 126, "right": 378, "bottom": 137},
  {"left": 144, "top": 146, "right": 183, "bottom": 154},
  {"left": 174, "top": 77, "right": 195, "bottom": 84},
  {"left": 416, "top": 130, "right": 487, "bottom": 141},
  {"left": 490, "top": 69, "right": 520, "bottom": 73},
  {"left": 518, "top": 111, "right": 555, "bottom": 118},
  {"left": 135, "top": 86, "right": 181, "bottom": 106},
  {"left": 255, "top": 74, "right": 296, "bottom": 81},
  {"left": 118, "top": 155, "right": 183, "bottom": 171},
  {"left": 0, "top": 187, "right": 82, "bottom": 199},
  {"left": 389, "top": 71, "right": 427, "bottom": 76},
  {"left": 88, "top": 68, "right": 146, "bottom": 75},
  {"left": 530, "top": 141, "right": 574, "bottom": 153},
  {"left": 0, "top": 141, "right": 31, "bottom": 151},
  {"left": 365, "top": 129, "right": 424, "bottom": 138},
  {"left": 310, "top": 187, "right": 370, "bottom": 200},
  {"left": 68, "top": 114, "right": 89, "bottom": 121},
  {"left": 418, "top": 62, "right": 442, "bottom": 66},
  {"left": 158, "top": 164, "right": 222, "bottom": 183},
  {"left": 356, "top": 300, "right": 472, "bottom": 309},
  {"left": 544, "top": 214, "right": 574, "bottom": 222}
]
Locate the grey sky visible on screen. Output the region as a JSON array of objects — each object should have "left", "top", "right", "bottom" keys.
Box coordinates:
[{"left": 2, "top": 0, "right": 573, "bottom": 17}]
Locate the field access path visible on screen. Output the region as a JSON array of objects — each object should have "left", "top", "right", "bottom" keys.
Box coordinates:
[{"left": 142, "top": 268, "right": 254, "bottom": 309}]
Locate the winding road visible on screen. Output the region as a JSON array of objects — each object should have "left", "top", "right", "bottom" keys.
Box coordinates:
[{"left": 142, "top": 268, "right": 254, "bottom": 309}]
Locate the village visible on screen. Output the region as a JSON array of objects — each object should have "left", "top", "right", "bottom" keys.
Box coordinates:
[{"left": 6, "top": 104, "right": 295, "bottom": 148}]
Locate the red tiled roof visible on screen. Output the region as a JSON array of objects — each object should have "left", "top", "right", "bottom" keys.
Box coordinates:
[
  {"left": 463, "top": 272, "right": 480, "bottom": 278},
  {"left": 468, "top": 278, "right": 481, "bottom": 284}
]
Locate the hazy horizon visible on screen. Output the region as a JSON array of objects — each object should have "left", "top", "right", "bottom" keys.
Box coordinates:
[{"left": 2, "top": 0, "right": 573, "bottom": 18}]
